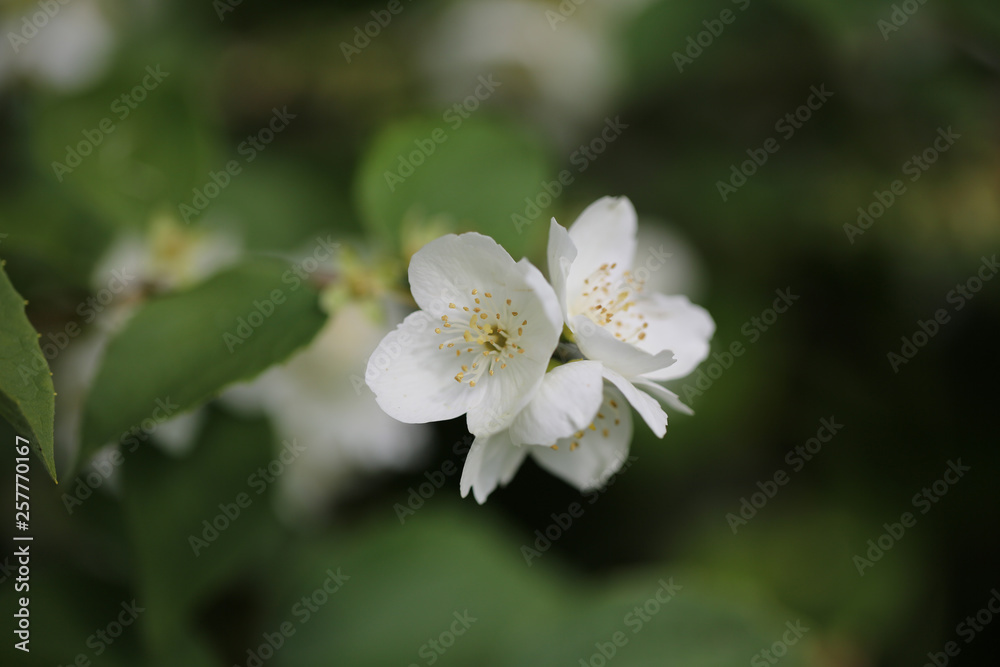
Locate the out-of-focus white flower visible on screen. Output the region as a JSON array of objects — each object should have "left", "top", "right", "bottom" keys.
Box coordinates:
[
  {"left": 225, "top": 299, "right": 433, "bottom": 517},
  {"left": 366, "top": 232, "right": 563, "bottom": 437},
  {"left": 548, "top": 197, "right": 715, "bottom": 437},
  {"left": 0, "top": 0, "right": 115, "bottom": 92},
  {"left": 459, "top": 360, "right": 635, "bottom": 504},
  {"left": 54, "top": 216, "right": 242, "bottom": 468},
  {"left": 93, "top": 214, "right": 242, "bottom": 297},
  {"left": 419, "top": 0, "right": 623, "bottom": 144}
]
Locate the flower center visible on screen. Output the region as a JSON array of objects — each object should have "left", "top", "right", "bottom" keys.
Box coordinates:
[
  {"left": 575, "top": 263, "right": 649, "bottom": 343},
  {"left": 549, "top": 394, "right": 624, "bottom": 452},
  {"left": 434, "top": 289, "right": 528, "bottom": 388}
]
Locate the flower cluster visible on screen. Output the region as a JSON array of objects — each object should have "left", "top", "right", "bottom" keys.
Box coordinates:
[{"left": 366, "top": 197, "right": 714, "bottom": 502}]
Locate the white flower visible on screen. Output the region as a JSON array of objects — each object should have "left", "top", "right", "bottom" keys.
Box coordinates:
[
  {"left": 547, "top": 197, "right": 715, "bottom": 437},
  {"left": 224, "top": 301, "right": 431, "bottom": 518},
  {"left": 366, "top": 232, "right": 563, "bottom": 436},
  {"left": 459, "top": 360, "right": 634, "bottom": 503}
]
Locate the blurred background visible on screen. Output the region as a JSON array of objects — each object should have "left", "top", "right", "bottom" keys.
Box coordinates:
[{"left": 1, "top": 0, "right": 999, "bottom": 665}]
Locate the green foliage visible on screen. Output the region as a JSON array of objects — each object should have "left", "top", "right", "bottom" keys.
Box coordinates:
[
  {"left": 0, "top": 262, "right": 57, "bottom": 481},
  {"left": 355, "top": 117, "right": 551, "bottom": 260},
  {"left": 121, "top": 407, "right": 283, "bottom": 662},
  {"left": 266, "top": 507, "right": 813, "bottom": 667},
  {"left": 79, "top": 258, "right": 326, "bottom": 466}
]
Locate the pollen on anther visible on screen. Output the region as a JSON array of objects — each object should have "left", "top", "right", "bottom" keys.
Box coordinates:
[
  {"left": 597, "top": 413, "right": 605, "bottom": 419},
  {"left": 511, "top": 311, "right": 518, "bottom": 316},
  {"left": 485, "top": 292, "right": 492, "bottom": 298},
  {"left": 522, "top": 319, "right": 527, "bottom": 325},
  {"left": 479, "top": 313, "right": 488, "bottom": 319},
  {"left": 517, "top": 327, "right": 523, "bottom": 335},
  {"left": 609, "top": 400, "right": 618, "bottom": 408},
  {"left": 449, "top": 303, "right": 457, "bottom": 309},
  {"left": 550, "top": 445, "right": 558, "bottom": 450},
  {"left": 638, "top": 332, "right": 646, "bottom": 340},
  {"left": 455, "top": 373, "right": 464, "bottom": 382},
  {"left": 588, "top": 424, "right": 596, "bottom": 431},
  {"left": 614, "top": 419, "right": 620, "bottom": 425},
  {"left": 471, "top": 289, "right": 478, "bottom": 295},
  {"left": 574, "top": 431, "right": 584, "bottom": 439},
  {"left": 602, "top": 429, "right": 609, "bottom": 437},
  {"left": 570, "top": 442, "right": 579, "bottom": 451},
  {"left": 506, "top": 299, "right": 512, "bottom": 306},
  {"left": 439, "top": 344, "right": 444, "bottom": 350},
  {"left": 475, "top": 298, "right": 480, "bottom": 304},
  {"left": 435, "top": 328, "right": 442, "bottom": 334},
  {"left": 461, "top": 365, "right": 469, "bottom": 371},
  {"left": 441, "top": 315, "right": 449, "bottom": 321},
  {"left": 470, "top": 380, "right": 477, "bottom": 387}
]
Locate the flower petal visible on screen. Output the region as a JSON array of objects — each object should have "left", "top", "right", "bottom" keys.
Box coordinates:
[
  {"left": 602, "top": 367, "right": 668, "bottom": 438},
  {"left": 509, "top": 360, "right": 604, "bottom": 447},
  {"left": 366, "top": 310, "right": 479, "bottom": 424},
  {"left": 408, "top": 232, "right": 519, "bottom": 316},
  {"left": 632, "top": 378, "right": 694, "bottom": 416},
  {"left": 571, "top": 314, "right": 675, "bottom": 378},
  {"left": 465, "top": 258, "right": 562, "bottom": 436},
  {"left": 635, "top": 294, "right": 715, "bottom": 381},
  {"left": 529, "top": 385, "right": 632, "bottom": 490},
  {"left": 546, "top": 218, "right": 577, "bottom": 320},
  {"left": 460, "top": 431, "right": 527, "bottom": 504},
  {"left": 564, "top": 196, "right": 638, "bottom": 301}
]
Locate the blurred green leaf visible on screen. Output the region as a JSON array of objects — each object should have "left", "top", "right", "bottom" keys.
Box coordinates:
[
  {"left": 0, "top": 262, "right": 57, "bottom": 481},
  {"left": 79, "top": 258, "right": 326, "bottom": 465},
  {"left": 28, "top": 60, "right": 219, "bottom": 229},
  {"left": 355, "top": 116, "right": 550, "bottom": 260},
  {"left": 266, "top": 506, "right": 818, "bottom": 667},
  {"left": 121, "top": 407, "right": 281, "bottom": 663}
]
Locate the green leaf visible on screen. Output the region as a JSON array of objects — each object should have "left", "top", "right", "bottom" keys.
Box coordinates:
[
  {"left": 121, "top": 407, "right": 282, "bottom": 659},
  {"left": 355, "top": 116, "right": 551, "bottom": 260},
  {"left": 79, "top": 257, "right": 326, "bottom": 465},
  {"left": 268, "top": 506, "right": 819, "bottom": 667},
  {"left": 0, "top": 262, "right": 57, "bottom": 481}
]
